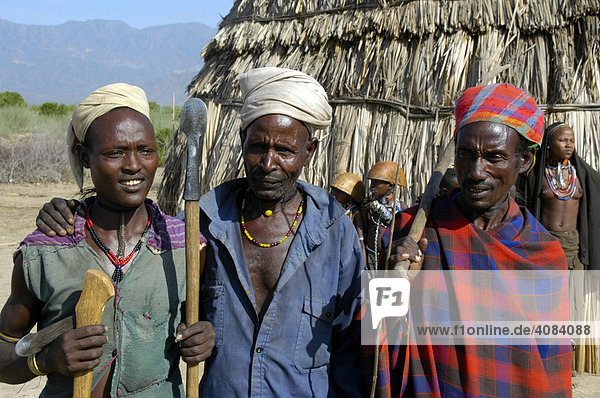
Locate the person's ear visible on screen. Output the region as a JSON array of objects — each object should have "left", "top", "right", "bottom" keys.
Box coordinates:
[
  {"left": 519, "top": 149, "right": 535, "bottom": 174},
  {"left": 304, "top": 137, "right": 318, "bottom": 165},
  {"left": 76, "top": 143, "right": 91, "bottom": 169}
]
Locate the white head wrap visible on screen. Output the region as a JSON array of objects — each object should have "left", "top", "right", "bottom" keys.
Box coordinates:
[
  {"left": 67, "top": 83, "right": 150, "bottom": 190},
  {"left": 238, "top": 67, "right": 332, "bottom": 134}
]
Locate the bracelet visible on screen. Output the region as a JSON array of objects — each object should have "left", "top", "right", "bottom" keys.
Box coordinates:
[
  {"left": 27, "top": 353, "right": 46, "bottom": 377},
  {"left": 0, "top": 331, "right": 20, "bottom": 344}
]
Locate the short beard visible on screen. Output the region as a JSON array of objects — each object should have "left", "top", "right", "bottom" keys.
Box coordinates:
[{"left": 249, "top": 183, "right": 298, "bottom": 203}]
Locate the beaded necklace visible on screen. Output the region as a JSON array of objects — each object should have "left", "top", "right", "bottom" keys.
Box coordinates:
[
  {"left": 240, "top": 191, "right": 303, "bottom": 248},
  {"left": 545, "top": 159, "right": 577, "bottom": 200},
  {"left": 85, "top": 203, "right": 152, "bottom": 282}
]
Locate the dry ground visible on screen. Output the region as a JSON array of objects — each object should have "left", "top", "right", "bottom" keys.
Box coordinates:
[{"left": 0, "top": 171, "right": 598, "bottom": 397}]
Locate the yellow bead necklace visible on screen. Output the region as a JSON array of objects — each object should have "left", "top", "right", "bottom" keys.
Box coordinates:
[{"left": 240, "top": 192, "right": 303, "bottom": 248}]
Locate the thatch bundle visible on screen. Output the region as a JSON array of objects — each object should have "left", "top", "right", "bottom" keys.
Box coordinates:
[{"left": 159, "top": 0, "right": 600, "bottom": 216}]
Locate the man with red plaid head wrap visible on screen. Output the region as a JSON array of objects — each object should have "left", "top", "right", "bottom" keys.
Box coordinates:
[{"left": 367, "top": 83, "right": 571, "bottom": 397}]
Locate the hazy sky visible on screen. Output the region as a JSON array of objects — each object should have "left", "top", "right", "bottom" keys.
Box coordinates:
[{"left": 0, "top": 0, "right": 234, "bottom": 28}]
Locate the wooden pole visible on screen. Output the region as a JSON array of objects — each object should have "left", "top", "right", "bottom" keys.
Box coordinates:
[
  {"left": 393, "top": 140, "right": 455, "bottom": 273},
  {"left": 180, "top": 98, "right": 207, "bottom": 398},
  {"left": 370, "top": 34, "right": 422, "bottom": 398},
  {"left": 185, "top": 200, "right": 201, "bottom": 398}
]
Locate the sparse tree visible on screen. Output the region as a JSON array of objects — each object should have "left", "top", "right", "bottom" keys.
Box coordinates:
[{"left": 0, "top": 91, "right": 27, "bottom": 108}]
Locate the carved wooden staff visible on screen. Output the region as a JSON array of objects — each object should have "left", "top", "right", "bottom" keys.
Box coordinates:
[
  {"left": 370, "top": 139, "right": 455, "bottom": 398},
  {"left": 73, "top": 269, "right": 115, "bottom": 398},
  {"left": 181, "top": 98, "right": 207, "bottom": 398},
  {"left": 392, "top": 140, "right": 455, "bottom": 274}
]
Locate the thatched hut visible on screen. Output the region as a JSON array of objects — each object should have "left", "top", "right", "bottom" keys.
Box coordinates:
[
  {"left": 160, "top": 0, "right": 600, "bottom": 208},
  {"left": 159, "top": 0, "right": 600, "bottom": 373}
]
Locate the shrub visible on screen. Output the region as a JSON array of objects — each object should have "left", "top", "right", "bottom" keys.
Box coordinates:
[
  {"left": 0, "top": 92, "right": 27, "bottom": 108},
  {"left": 38, "top": 102, "right": 73, "bottom": 117},
  {"left": 155, "top": 127, "right": 173, "bottom": 167},
  {"left": 148, "top": 101, "right": 160, "bottom": 113},
  {"left": 149, "top": 105, "right": 181, "bottom": 167},
  {"left": 161, "top": 105, "right": 182, "bottom": 120},
  {"left": 0, "top": 106, "right": 71, "bottom": 139}
]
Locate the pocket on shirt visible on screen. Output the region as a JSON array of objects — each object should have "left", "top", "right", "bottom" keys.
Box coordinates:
[
  {"left": 120, "top": 312, "right": 175, "bottom": 392},
  {"left": 201, "top": 281, "right": 224, "bottom": 349},
  {"left": 293, "top": 297, "right": 335, "bottom": 373}
]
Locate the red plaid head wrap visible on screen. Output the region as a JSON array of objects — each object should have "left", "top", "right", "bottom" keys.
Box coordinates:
[{"left": 454, "top": 83, "right": 543, "bottom": 146}]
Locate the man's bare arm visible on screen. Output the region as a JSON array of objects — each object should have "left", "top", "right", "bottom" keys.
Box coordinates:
[
  {"left": 0, "top": 252, "right": 108, "bottom": 383},
  {"left": 0, "top": 252, "right": 41, "bottom": 383}
]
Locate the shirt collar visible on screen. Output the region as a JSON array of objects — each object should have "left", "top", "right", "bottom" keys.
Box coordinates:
[{"left": 200, "top": 179, "right": 346, "bottom": 249}]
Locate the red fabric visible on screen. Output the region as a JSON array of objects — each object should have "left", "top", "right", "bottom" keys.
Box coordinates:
[
  {"left": 364, "top": 196, "right": 571, "bottom": 397},
  {"left": 454, "top": 83, "right": 544, "bottom": 146}
]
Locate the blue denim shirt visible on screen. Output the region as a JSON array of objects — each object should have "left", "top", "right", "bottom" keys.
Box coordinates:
[{"left": 198, "top": 179, "right": 365, "bottom": 397}]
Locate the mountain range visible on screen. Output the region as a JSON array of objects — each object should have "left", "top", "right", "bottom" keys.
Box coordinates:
[{"left": 0, "top": 19, "right": 216, "bottom": 105}]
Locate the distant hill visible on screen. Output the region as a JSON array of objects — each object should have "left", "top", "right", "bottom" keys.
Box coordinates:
[{"left": 0, "top": 19, "right": 216, "bottom": 105}]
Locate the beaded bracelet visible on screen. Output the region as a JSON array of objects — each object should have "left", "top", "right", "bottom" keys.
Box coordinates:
[{"left": 27, "top": 353, "right": 46, "bottom": 377}]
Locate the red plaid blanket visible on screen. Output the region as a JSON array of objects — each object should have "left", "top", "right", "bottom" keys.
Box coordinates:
[{"left": 365, "top": 195, "right": 571, "bottom": 397}]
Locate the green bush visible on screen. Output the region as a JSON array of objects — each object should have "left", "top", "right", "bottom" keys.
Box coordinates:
[
  {"left": 162, "top": 105, "right": 182, "bottom": 120},
  {"left": 39, "top": 102, "right": 74, "bottom": 117},
  {"left": 155, "top": 127, "right": 173, "bottom": 166},
  {"left": 0, "top": 91, "right": 27, "bottom": 108},
  {"left": 0, "top": 106, "right": 71, "bottom": 139},
  {"left": 149, "top": 105, "right": 181, "bottom": 167},
  {"left": 148, "top": 101, "right": 160, "bottom": 113},
  {"left": 0, "top": 100, "right": 179, "bottom": 182}
]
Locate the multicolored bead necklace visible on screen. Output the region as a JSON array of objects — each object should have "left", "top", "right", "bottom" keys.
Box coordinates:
[
  {"left": 85, "top": 203, "right": 152, "bottom": 282},
  {"left": 545, "top": 159, "right": 577, "bottom": 200},
  {"left": 240, "top": 191, "right": 303, "bottom": 248}
]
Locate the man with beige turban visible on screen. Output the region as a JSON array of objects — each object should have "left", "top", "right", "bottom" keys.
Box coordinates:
[
  {"left": 36, "top": 69, "right": 366, "bottom": 396},
  {"left": 1, "top": 83, "right": 215, "bottom": 397},
  {"left": 195, "top": 67, "right": 365, "bottom": 397}
]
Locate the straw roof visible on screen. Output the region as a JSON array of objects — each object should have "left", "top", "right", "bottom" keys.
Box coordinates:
[{"left": 159, "top": 0, "right": 600, "bottom": 215}]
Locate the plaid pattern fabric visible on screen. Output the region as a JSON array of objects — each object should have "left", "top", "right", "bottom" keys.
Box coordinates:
[
  {"left": 454, "top": 83, "right": 544, "bottom": 146},
  {"left": 367, "top": 195, "right": 571, "bottom": 397}
]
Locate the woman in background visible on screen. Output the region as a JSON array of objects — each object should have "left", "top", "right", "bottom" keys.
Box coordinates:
[{"left": 520, "top": 121, "right": 600, "bottom": 373}]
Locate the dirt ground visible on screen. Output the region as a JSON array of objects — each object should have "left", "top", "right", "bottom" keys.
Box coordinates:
[{"left": 0, "top": 170, "right": 598, "bottom": 397}]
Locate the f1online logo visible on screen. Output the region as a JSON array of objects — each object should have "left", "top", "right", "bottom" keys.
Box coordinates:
[{"left": 369, "top": 278, "right": 410, "bottom": 328}]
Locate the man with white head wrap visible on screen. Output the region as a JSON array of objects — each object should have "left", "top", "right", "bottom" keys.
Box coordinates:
[
  {"left": 238, "top": 66, "right": 332, "bottom": 134},
  {"left": 3, "top": 83, "right": 215, "bottom": 397},
  {"left": 35, "top": 69, "right": 366, "bottom": 397},
  {"left": 197, "top": 67, "right": 364, "bottom": 397}
]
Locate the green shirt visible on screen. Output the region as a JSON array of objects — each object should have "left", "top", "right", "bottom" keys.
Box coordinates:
[{"left": 19, "top": 199, "right": 188, "bottom": 397}]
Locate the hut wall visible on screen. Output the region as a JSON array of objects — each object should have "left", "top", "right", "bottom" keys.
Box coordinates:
[{"left": 159, "top": 0, "right": 600, "bottom": 215}]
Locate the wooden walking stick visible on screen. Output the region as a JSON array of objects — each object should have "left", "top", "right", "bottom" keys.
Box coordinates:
[
  {"left": 73, "top": 269, "right": 115, "bottom": 398},
  {"left": 181, "top": 97, "right": 208, "bottom": 398},
  {"left": 369, "top": 37, "right": 422, "bottom": 397},
  {"left": 393, "top": 139, "right": 455, "bottom": 274},
  {"left": 369, "top": 139, "right": 455, "bottom": 398}
]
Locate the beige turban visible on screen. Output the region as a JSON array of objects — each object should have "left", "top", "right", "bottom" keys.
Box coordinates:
[
  {"left": 67, "top": 83, "right": 150, "bottom": 190},
  {"left": 238, "top": 67, "right": 332, "bottom": 134}
]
